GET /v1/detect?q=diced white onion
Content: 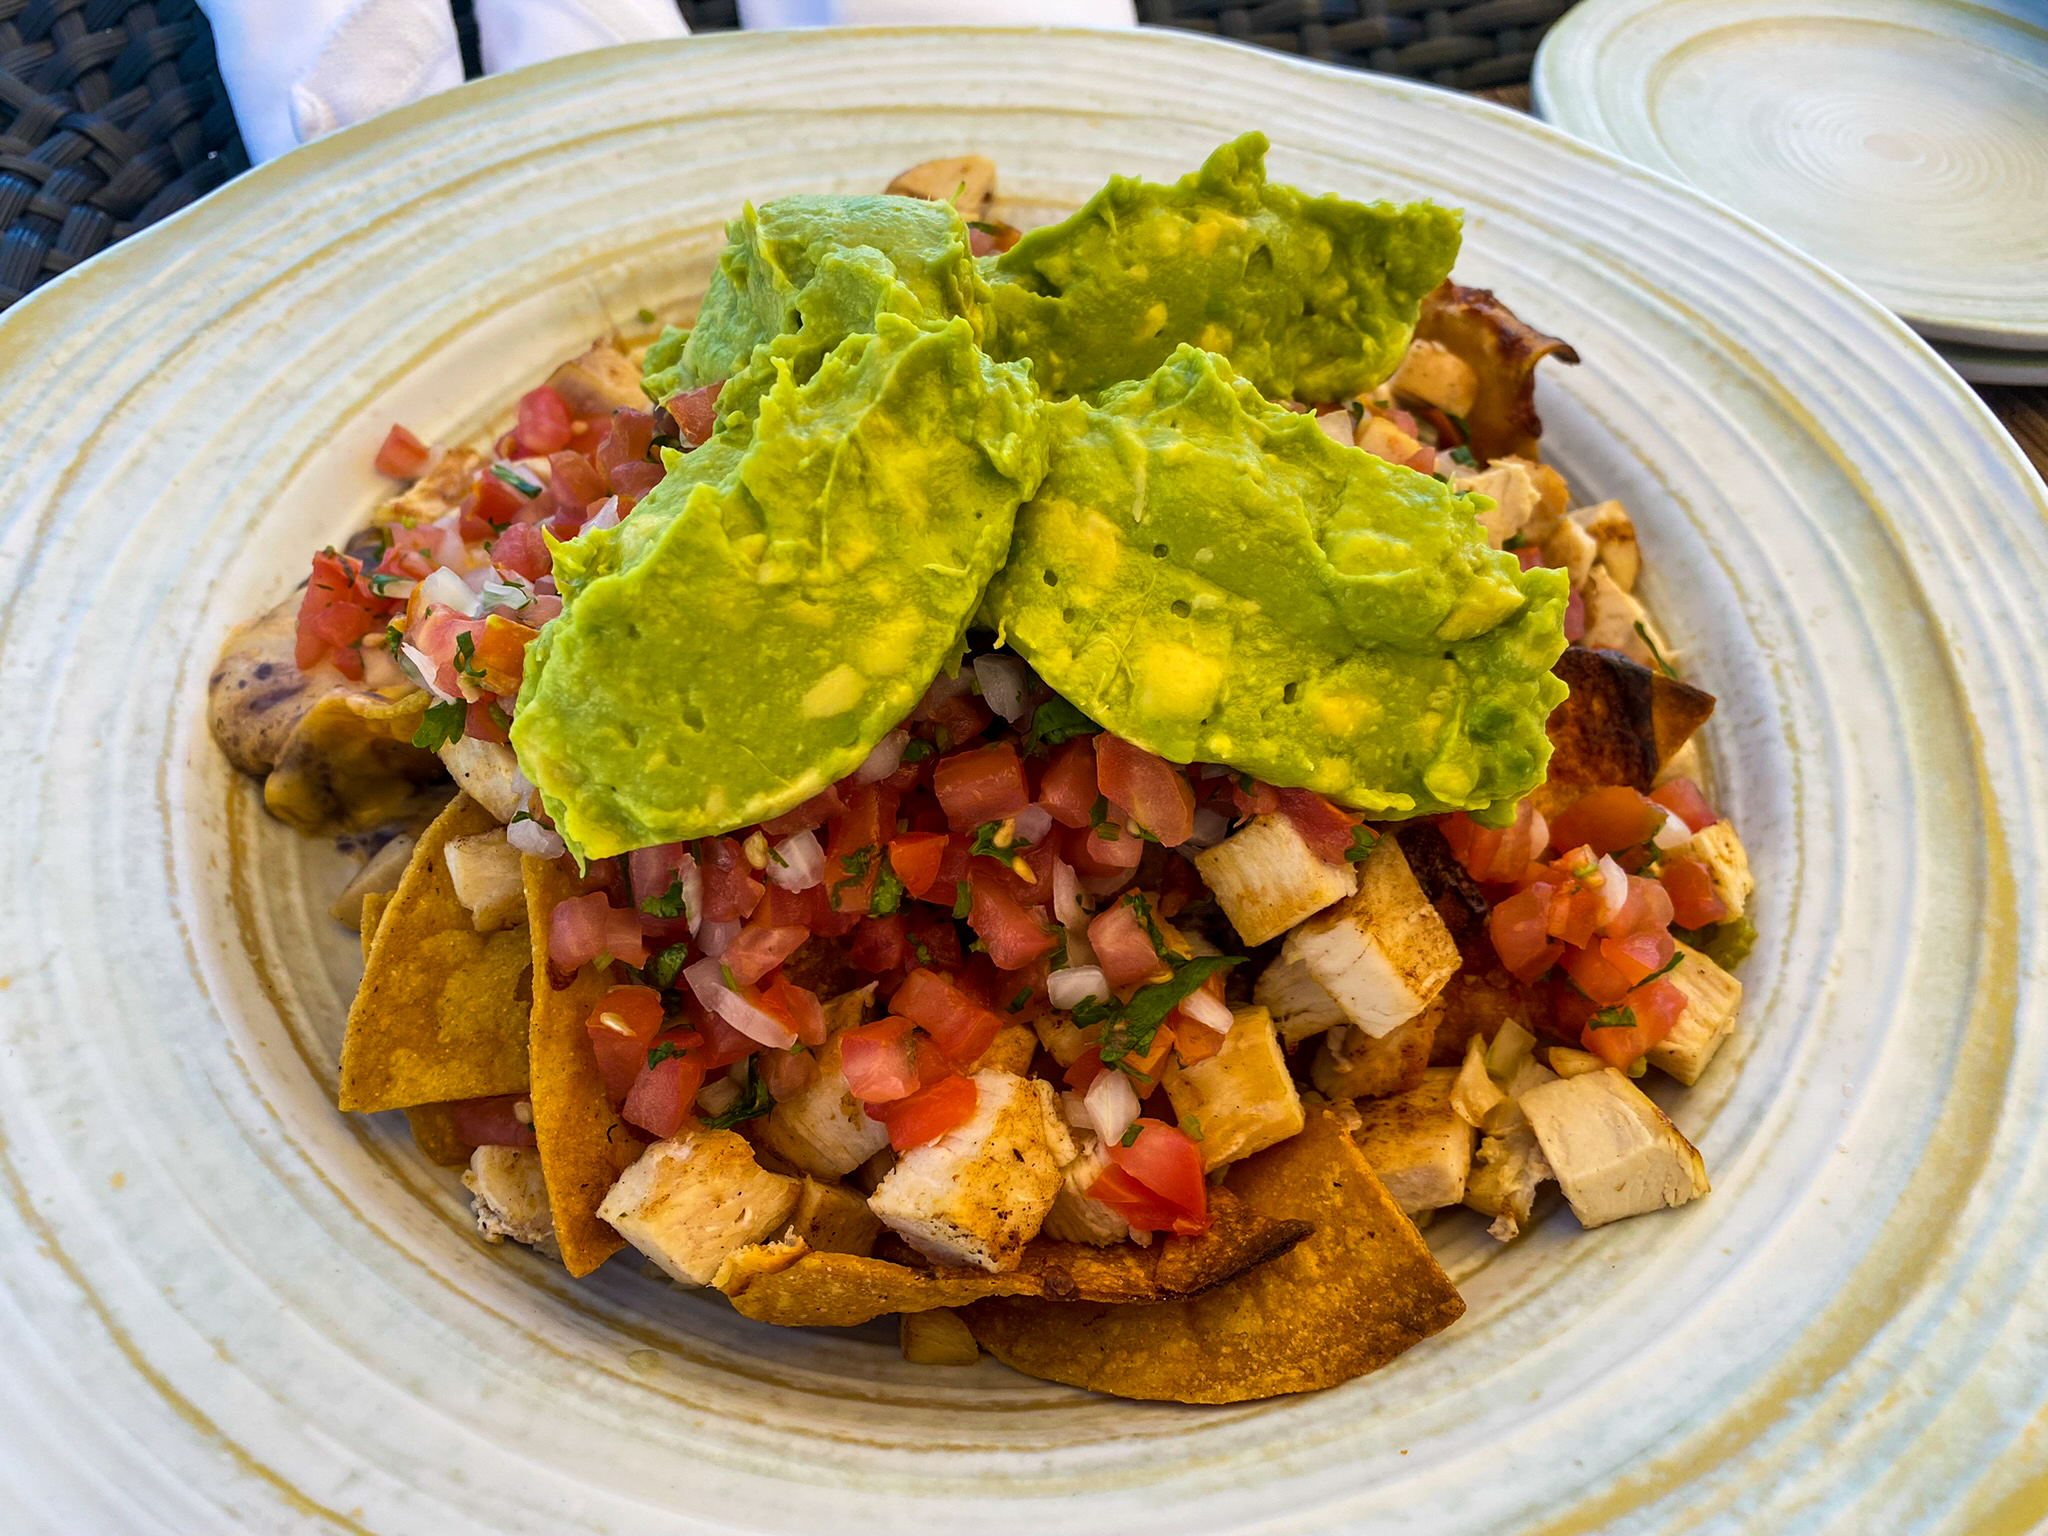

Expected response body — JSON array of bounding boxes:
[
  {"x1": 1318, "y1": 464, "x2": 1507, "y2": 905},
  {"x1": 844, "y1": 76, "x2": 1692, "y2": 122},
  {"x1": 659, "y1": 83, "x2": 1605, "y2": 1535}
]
[
  {"x1": 682, "y1": 955, "x2": 795, "y2": 1049},
  {"x1": 1528, "y1": 806, "x2": 1551, "y2": 857},
  {"x1": 1014, "y1": 804, "x2": 1053, "y2": 845},
  {"x1": 1315, "y1": 409, "x2": 1356, "y2": 446},
  {"x1": 584, "y1": 496, "x2": 622, "y2": 534},
  {"x1": 506, "y1": 817, "x2": 565, "y2": 859},
  {"x1": 376, "y1": 578, "x2": 418, "y2": 602},
  {"x1": 697, "y1": 1077, "x2": 742, "y2": 1116},
  {"x1": 400, "y1": 642, "x2": 459, "y2": 702},
  {"x1": 1595, "y1": 854, "x2": 1631, "y2": 923},
  {"x1": 1060, "y1": 1090, "x2": 1094, "y2": 1131},
  {"x1": 1179, "y1": 985, "x2": 1234, "y2": 1034},
  {"x1": 1653, "y1": 810, "x2": 1693, "y2": 851},
  {"x1": 1052, "y1": 860, "x2": 1096, "y2": 964},
  {"x1": 853, "y1": 730, "x2": 909, "y2": 784},
  {"x1": 695, "y1": 918, "x2": 739, "y2": 958},
  {"x1": 973, "y1": 653, "x2": 1032, "y2": 724},
  {"x1": 1083, "y1": 1069, "x2": 1140, "y2": 1147},
  {"x1": 1186, "y1": 805, "x2": 1231, "y2": 850},
  {"x1": 478, "y1": 579, "x2": 530, "y2": 612},
  {"x1": 418, "y1": 565, "x2": 481, "y2": 617},
  {"x1": 767, "y1": 828, "x2": 825, "y2": 891},
  {"x1": 672, "y1": 856, "x2": 703, "y2": 933},
  {"x1": 1047, "y1": 965, "x2": 1111, "y2": 1010}
]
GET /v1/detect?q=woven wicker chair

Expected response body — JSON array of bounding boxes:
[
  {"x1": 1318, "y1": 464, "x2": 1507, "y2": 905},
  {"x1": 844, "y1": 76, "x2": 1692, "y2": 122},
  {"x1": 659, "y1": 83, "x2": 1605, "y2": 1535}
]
[{"x1": 0, "y1": 0, "x2": 1559, "y2": 312}]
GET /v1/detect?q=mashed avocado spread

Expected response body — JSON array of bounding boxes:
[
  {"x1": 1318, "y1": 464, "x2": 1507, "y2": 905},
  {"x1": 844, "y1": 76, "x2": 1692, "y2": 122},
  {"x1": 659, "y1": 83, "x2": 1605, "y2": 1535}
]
[{"x1": 517, "y1": 136, "x2": 1560, "y2": 857}]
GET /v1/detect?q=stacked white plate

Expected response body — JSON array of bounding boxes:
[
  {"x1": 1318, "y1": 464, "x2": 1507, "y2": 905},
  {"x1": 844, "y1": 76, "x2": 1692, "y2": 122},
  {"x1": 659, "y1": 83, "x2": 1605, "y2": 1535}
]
[{"x1": 1535, "y1": 0, "x2": 2048, "y2": 382}]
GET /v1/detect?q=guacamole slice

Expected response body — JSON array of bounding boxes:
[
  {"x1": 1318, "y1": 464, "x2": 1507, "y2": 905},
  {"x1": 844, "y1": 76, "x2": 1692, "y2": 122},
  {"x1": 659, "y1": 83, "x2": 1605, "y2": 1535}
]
[
  {"x1": 984, "y1": 133, "x2": 1461, "y2": 403},
  {"x1": 515, "y1": 311, "x2": 1046, "y2": 859},
  {"x1": 982, "y1": 345, "x2": 1567, "y2": 820}
]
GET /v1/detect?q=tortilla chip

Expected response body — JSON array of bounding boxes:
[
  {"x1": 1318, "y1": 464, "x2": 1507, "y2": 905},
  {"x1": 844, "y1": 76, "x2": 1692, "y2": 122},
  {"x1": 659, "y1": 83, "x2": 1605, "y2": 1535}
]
[
  {"x1": 522, "y1": 855, "x2": 637, "y2": 1277},
  {"x1": 1414, "y1": 281, "x2": 1579, "y2": 463},
  {"x1": 967, "y1": 1021, "x2": 1038, "y2": 1076},
  {"x1": 961, "y1": 1107, "x2": 1465, "y2": 1402},
  {"x1": 403, "y1": 1104, "x2": 475, "y2": 1167},
  {"x1": 263, "y1": 688, "x2": 443, "y2": 834},
  {"x1": 337, "y1": 794, "x2": 532, "y2": 1113},
  {"x1": 717, "y1": 1188, "x2": 1308, "y2": 1328},
  {"x1": 785, "y1": 1177, "x2": 883, "y2": 1257},
  {"x1": 358, "y1": 889, "x2": 390, "y2": 965},
  {"x1": 1536, "y1": 646, "x2": 1717, "y2": 817}
]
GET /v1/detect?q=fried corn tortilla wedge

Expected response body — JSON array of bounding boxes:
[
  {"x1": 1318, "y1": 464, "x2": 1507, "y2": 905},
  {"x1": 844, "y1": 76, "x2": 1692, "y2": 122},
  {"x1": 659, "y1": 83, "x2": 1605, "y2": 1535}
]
[
  {"x1": 715, "y1": 1187, "x2": 1310, "y2": 1328},
  {"x1": 403, "y1": 1105, "x2": 475, "y2": 1167},
  {"x1": 961, "y1": 1107, "x2": 1464, "y2": 1403},
  {"x1": 1414, "y1": 281, "x2": 1579, "y2": 464},
  {"x1": 523, "y1": 855, "x2": 636, "y2": 1277},
  {"x1": 337, "y1": 794, "x2": 533, "y2": 1113},
  {"x1": 263, "y1": 688, "x2": 444, "y2": 835}
]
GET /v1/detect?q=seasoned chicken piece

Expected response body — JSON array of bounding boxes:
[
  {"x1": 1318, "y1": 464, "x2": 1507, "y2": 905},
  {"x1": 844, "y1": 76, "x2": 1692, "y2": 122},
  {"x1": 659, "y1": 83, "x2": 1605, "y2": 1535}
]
[
  {"x1": 867, "y1": 1071, "x2": 1067, "y2": 1272},
  {"x1": 1579, "y1": 565, "x2": 1665, "y2": 668},
  {"x1": 1482, "y1": 1058, "x2": 1559, "y2": 1136},
  {"x1": 1194, "y1": 814, "x2": 1357, "y2": 947},
  {"x1": 1040, "y1": 1130, "x2": 1132, "y2": 1246},
  {"x1": 1574, "y1": 500, "x2": 1640, "y2": 590},
  {"x1": 1539, "y1": 513, "x2": 1598, "y2": 589},
  {"x1": 1546, "y1": 1046, "x2": 1608, "y2": 1080},
  {"x1": 442, "y1": 827, "x2": 525, "y2": 932},
  {"x1": 543, "y1": 342, "x2": 645, "y2": 419},
  {"x1": 1448, "y1": 1032, "x2": 1505, "y2": 1127},
  {"x1": 330, "y1": 832, "x2": 416, "y2": 929},
  {"x1": 1350, "y1": 1067, "x2": 1474, "y2": 1217},
  {"x1": 886, "y1": 154, "x2": 996, "y2": 215},
  {"x1": 1464, "y1": 1122, "x2": 1553, "y2": 1241},
  {"x1": 1648, "y1": 941, "x2": 1742, "y2": 1086},
  {"x1": 597, "y1": 1130, "x2": 802, "y2": 1286},
  {"x1": 1677, "y1": 822, "x2": 1755, "y2": 921},
  {"x1": 464, "y1": 1145, "x2": 558, "y2": 1255},
  {"x1": 1278, "y1": 836, "x2": 1459, "y2": 1039},
  {"x1": 1309, "y1": 1003, "x2": 1437, "y2": 1101},
  {"x1": 375, "y1": 446, "x2": 484, "y2": 526},
  {"x1": 1163, "y1": 1006, "x2": 1304, "y2": 1171},
  {"x1": 900, "y1": 1307, "x2": 981, "y2": 1366},
  {"x1": 207, "y1": 595, "x2": 329, "y2": 776},
  {"x1": 752, "y1": 1006, "x2": 891, "y2": 1179},
  {"x1": 1032, "y1": 1011, "x2": 1094, "y2": 1068},
  {"x1": 1254, "y1": 953, "x2": 1349, "y2": 1048},
  {"x1": 1390, "y1": 337, "x2": 1478, "y2": 417},
  {"x1": 1519, "y1": 1069, "x2": 1709, "y2": 1228},
  {"x1": 783, "y1": 1176, "x2": 883, "y2": 1257},
  {"x1": 970, "y1": 1021, "x2": 1039, "y2": 1077},
  {"x1": 1452, "y1": 456, "x2": 1543, "y2": 550},
  {"x1": 437, "y1": 734, "x2": 527, "y2": 824}
]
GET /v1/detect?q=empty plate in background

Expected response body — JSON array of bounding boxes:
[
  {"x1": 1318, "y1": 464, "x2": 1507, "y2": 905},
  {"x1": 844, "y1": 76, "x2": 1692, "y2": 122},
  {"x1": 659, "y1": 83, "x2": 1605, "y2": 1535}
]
[
  {"x1": 1935, "y1": 338, "x2": 2048, "y2": 386},
  {"x1": 1533, "y1": 0, "x2": 2048, "y2": 351}
]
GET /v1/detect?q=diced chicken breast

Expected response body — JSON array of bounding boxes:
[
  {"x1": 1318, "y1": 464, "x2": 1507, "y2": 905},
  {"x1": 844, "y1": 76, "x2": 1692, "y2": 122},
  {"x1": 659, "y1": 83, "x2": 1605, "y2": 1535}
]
[
  {"x1": 1539, "y1": 514, "x2": 1598, "y2": 589},
  {"x1": 376, "y1": 446, "x2": 484, "y2": 526},
  {"x1": 1309, "y1": 1003, "x2": 1437, "y2": 1100},
  {"x1": 1519, "y1": 1069, "x2": 1709, "y2": 1229},
  {"x1": 1648, "y1": 941, "x2": 1742, "y2": 1086},
  {"x1": 1453, "y1": 457, "x2": 1542, "y2": 549},
  {"x1": 752, "y1": 1023, "x2": 892, "y2": 1179},
  {"x1": 437, "y1": 735, "x2": 527, "y2": 824},
  {"x1": 442, "y1": 828, "x2": 526, "y2": 932},
  {"x1": 1579, "y1": 564, "x2": 1665, "y2": 666},
  {"x1": 1255, "y1": 953, "x2": 1350, "y2": 1048},
  {"x1": 597, "y1": 1130, "x2": 802, "y2": 1287},
  {"x1": 1464, "y1": 1122, "x2": 1553, "y2": 1241},
  {"x1": 868, "y1": 1071, "x2": 1067, "y2": 1272},
  {"x1": 899, "y1": 1307, "x2": 981, "y2": 1366},
  {"x1": 1546, "y1": 1046, "x2": 1608, "y2": 1080},
  {"x1": 1448, "y1": 1032, "x2": 1505, "y2": 1128},
  {"x1": 1040, "y1": 1130, "x2": 1133, "y2": 1246},
  {"x1": 1162, "y1": 1006, "x2": 1304, "y2": 1171},
  {"x1": 543, "y1": 342, "x2": 646, "y2": 418},
  {"x1": 463, "y1": 1145, "x2": 557, "y2": 1255},
  {"x1": 1574, "y1": 500, "x2": 1640, "y2": 591},
  {"x1": 1032, "y1": 1012, "x2": 1094, "y2": 1068},
  {"x1": 1678, "y1": 822, "x2": 1755, "y2": 921},
  {"x1": 1193, "y1": 814, "x2": 1357, "y2": 946},
  {"x1": 1278, "y1": 835, "x2": 1459, "y2": 1039},
  {"x1": 1350, "y1": 1066, "x2": 1474, "y2": 1217},
  {"x1": 970, "y1": 1021, "x2": 1040, "y2": 1077},
  {"x1": 783, "y1": 1176, "x2": 883, "y2": 1257},
  {"x1": 1390, "y1": 338, "x2": 1479, "y2": 417}
]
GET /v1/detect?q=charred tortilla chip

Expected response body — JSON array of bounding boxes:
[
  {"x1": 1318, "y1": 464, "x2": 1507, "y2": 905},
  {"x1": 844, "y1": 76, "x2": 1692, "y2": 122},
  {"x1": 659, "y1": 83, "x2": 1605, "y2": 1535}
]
[
  {"x1": 962, "y1": 1107, "x2": 1464, "y2": 1402},
  {"x1": 403, "y1": 1104, "x2": 474, "y2": 1167},
  {"x1": 1537, "y1": 646, "x2": 1716, "y2": 816},
  {"x1": 263, "y1": 688, "x2": 442, "y2": 835},
  {"x1": 522, "y1": 855, "x2": 637, "y2": 1277},
  {"x1": 1415, "y1": 281, "x2": 1578, "y2": 464},
  {"x1": 717, "y1": 1188, "x2": 1308, "y2": 1328},
  {"x1": 337, "y1": 794, "x2": 532, "y2": 1112}
]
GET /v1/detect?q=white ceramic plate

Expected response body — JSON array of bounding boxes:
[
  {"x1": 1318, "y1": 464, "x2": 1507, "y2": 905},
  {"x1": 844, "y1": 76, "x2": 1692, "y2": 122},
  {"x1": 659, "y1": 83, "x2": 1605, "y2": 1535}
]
[
  {"x1": 2, "y1": 27, "x2": 2046, "y2": 1536},
  {"x1": 1533, "y1": 0, "x2": 2048, "y2": 349}
]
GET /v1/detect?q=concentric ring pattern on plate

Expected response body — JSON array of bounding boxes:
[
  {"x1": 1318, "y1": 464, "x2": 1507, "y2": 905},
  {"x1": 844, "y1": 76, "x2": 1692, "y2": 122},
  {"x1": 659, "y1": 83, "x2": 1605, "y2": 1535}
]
[
  {"x1": 0, "y1": 28, "x2": 2043, "y2": 1535},
  {"x1": 1534, "y1": 0, "x2": 2048, "y2": 349}
]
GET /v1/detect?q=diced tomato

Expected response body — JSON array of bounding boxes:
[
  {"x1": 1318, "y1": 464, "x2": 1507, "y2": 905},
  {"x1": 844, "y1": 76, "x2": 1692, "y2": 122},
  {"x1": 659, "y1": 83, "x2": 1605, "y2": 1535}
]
[
  {"x1": 906, "y1": 914, "x2": 963, "y2": 972},
  {"x1": 1122, "y1": 1025, "x2": 1176, "y2": 1083},
  {"x1": 1604, "y1": 873, "x2": 1676, "y2": 938},
  {"x1": 1089, "y1": 897, "x2": 1169, "y2": 990},
  {"x1": 469, "y1": 613, "x2": 537, "y2": 694},
  {"x1": 1170, "y1": 1010, "x2": 1227, "y2": 1065},
  {"x1": 1550, "y1": 786, "x2": 1665, "y2": 857},
  {"x1": 1489, "y1": 881, "x2": 1565, "y2": 983},
  {"x1": 1546, "y1": 881, "x2": 1604, "y2": 948},
  {"x1": 723, "y1": 912, "x2": 809, "y2": 986},
  {"x1": 699, "y1": 837, "x2": 764, "y2": 923},
  {"x1": 1564, "y1": 587, "x2": 1587, "y2": 642},
  {"x1": 1580, "y1": 978, "x2": 1688, "y2": 1069},
  {"x1": 1660, "y1": 857, "x2": 1731, "y2": 929},
  {"x1": 839, "y1": 1017, "x2": 922, "y2": 1103},
  {"x1": 596, "y1": 409, "x2": 655, "y2": 480},
  {"x1": 1273, "y1": 787, "x2": 1358, "y2": 865},
  {"x1": 1038, "y1": 737, "x2": 1099, "y2": 828},
  {"x1": 848, "y1": 913, "x2": 911, "y2": 974},
  {"x1": 892, "y1": 969, "x2": 1003, "y2": 1065},
  {"x1": 1601, "y1": 928, "x2": 1675, "y2": 989},
  {"x1": 623, "y1": 1039, "x2": 705, "y2": 1140},
  {"x1": 667, "y1": 381, "x2": 722, "y2": 447},
  {"x1": 468, "y1": 473, "x2": 527, "y2": 529},
  {"x1": 1086, "y1": 1162, "x2": 1182, "y2": 1231},
  {"x1": 1095, "y1": 735, "x2": 1196, "y2": 846},
  {"x1": 760, "y1": 785, "x2": 845, "y2": 837},
  {"x1": 608, "y1": 459, "x2": 663, "y2": 499},
  {"x1": 548, "y1": 891, "x2": 648, "y2": 974},
  {"x1": 1228, "y1": 777, "x2": 1282, "y2": 817},
  {"x1": 1650, "y1": 777, "x2": 1718, "y2": 834},
  {"x1": 628, "y1": 842, "x2": 695, "y2": 914},
  {"x1": 823, "y1": 784, "x2": 895, "y2": 916},
  {"x1": 886, "y1": 831, "x2": 948, "y2": 900},
  {"x1": 514, "y1": 385, "x2": 574, "y2": 455},
  {"x1": 491, "y1": 522, "x2": 551, "y2": 580},
  {"x1": 463, "y1": 699, "x2": 509, "y2": 745},
  {"x1": 547, "y1": 450, "x2": 605, "y2": 512},
  {"x1": 1097, "y1": 1119, "x2": 1209, "y2": 1236},
  {"x1": 933, "y1": 742, "x2": 1030, "y2": 828},
  {"x1": 965, "y1": 870, "x2": 1058, "y2": 969},
  {"x1": 695, "y1": 1007, "x2": 759, "y2": 1071},
  {"x1": 867, "y1": 1072, "x2": 978, "y2": 1152},
  {"x1": 1442, "y1": 800, "x2": 1549, "y2": 883},
  {"x1": 1063, "y1": 1045, "x2": 1105, "y2": 1093},
  {"x1": 1062, "y1": 822, "x2": 1142, "y2": 876},
  {"x1": 1561, "y1": 939, "x2": 1637, "y2": 1007},
  {"x1": 757, "y1": 1045, "x2": 816, "y2": 1102},
  {"x1": 756, "y1": 972, "x2": 828, "y2": 1048},
  {"x1": 759, "y1": 881, "x2": 825, "y2": 930},
  {"x1": 374, "y1": 424, "x2": 430, "y2": 478},
  {"x1": 294, "y1": 549, "x2": 380, "y2": 671},
  {"x1": 447, "y1": 1094, "x2": 537, "y2": 1149}
]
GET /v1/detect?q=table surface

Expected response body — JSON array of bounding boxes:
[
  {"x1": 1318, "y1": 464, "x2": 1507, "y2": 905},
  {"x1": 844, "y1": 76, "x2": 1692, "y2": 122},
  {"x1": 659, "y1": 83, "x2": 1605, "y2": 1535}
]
[{"x1": 1480, "y1": 86, "x2": 2048, "y2": 480}]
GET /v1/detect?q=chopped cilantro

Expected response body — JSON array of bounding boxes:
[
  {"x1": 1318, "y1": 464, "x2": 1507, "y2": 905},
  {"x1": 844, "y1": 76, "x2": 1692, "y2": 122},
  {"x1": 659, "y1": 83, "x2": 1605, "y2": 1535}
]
[
  {"x1": 1641, "y1": 950, "x2": 1686, "y2": 985},
  {"x1": 910, "y1": 938, "x2": 935, "y2": 968},
  {"x1": 831, "y1": 845, "x2": 876, "y2": 909},
  {"x1": 636, "y1": 306, "x2": 657, "y2": 324},
  {"x1": 1447, "y1": 443, "x2": 1478, "y2": 468},
  {"x1": 1673, "y1": 913, "x2": 1757, "y2": 971},
  {"x1": 640, "y1": 875, "x2": 687, "y2": 918},
  {"x1": 1179, "y1": 1115, "x2": 1204, "y2": 1143},
  {"x1": 1235, "y1": 772, "x2": 1255, "y2": 794},
  {"x1": 490, "y1": 462, "x2": 541, "y2": 498},
  {"x1": 385, "y1": 622, "x2": 406, "y2": 660},
  {"x1": 1502, "y1": 532, "x2": 1530, "y2": 551},
  {"x1": 766, "y1": 843, "x2": 789, "y2": 868},
  {"x1": 1345, "y1": 825, "x2": 1381, "y2": 863},
  {"x1": 1088, "y1": 795, "x2": 1121, "y2": 840},
  {"x1": 486, "y1": 702, "x2": 512, "y2": 732},
  {"x1": 1587, "y1": 1005, "x2": 1637, "y2": 1030},
  {"x1": 367, "y1": 570, "x2": 410, "y2": 597},
  {"x1": 1023, "y1": 696, "x2": 1099, "y2": 753},
  {"x1": 869, "y1": 856, "x2": 907, "y2": 918},
  {"x1": 453, "y1": 630, "x2": 483, "y2": 681},
  {"x1": 951, "y1": 880, "x2": 972, "y2": 919},
  {"x1": 968, "y1": 819, "x2": 1024, "y2": 860},
  {"x1": 646, "y1": 1040, "x2": 687, "y2": 1068},
  {"x1": 1007, "y1": 985, "x2": 1034, "y2": 1013},
  {"x1": 719, "y1": 963, "x2": 738, "y2": 992},
  {"x1": 900, "y1": 739, "x2": 935, "y2": 763},
  {"x1": 702, "y1": 1060, "x2": 775, "y2": 1130},
  {"x1": 1636, "y1": 622, "x2": 1679, "y2": 679},
  {"x1": 1120, "y1": 1124, "x2": 1143, "y2": 1148},
  {"x1": 411, "y1": 698, "x2": 466, "y2": 751},
  {"x1": 648, "y1": 943, "x2": 690, "y2": 989},
  {"x1": 1086, "y1": 955, "x2": 1244, "y2": 1069}
]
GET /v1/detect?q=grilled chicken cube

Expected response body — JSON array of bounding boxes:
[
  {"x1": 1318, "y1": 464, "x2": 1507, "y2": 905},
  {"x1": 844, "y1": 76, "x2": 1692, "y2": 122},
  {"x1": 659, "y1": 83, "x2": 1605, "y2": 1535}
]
[
  {"x1": 1648, "y1": 941, "x2": 1742, "y2": 1086},
  {"x1": 597, "y1": 1129, "x2": 802, "y2": 1287},
  {"x1": 1194, "y1": 814, "x2": 1357, "y2": 946},
  {"x1": 1452, "y1": 456, "x2": 1550, "y2": 548},
  {"x1": 1390, "y1": 338, "x2": 1479, "y2": 418},
  {"x1": 1309, "y1": 1003, "x2": 1437, "y2": 1100},
  {"x1": 1032, "y1": 1011, "x2": 1094, "y2": 1068},
  {"x1": 1574, "y1": 499, "x2": 1640, "y2": 590},
  {"x1": 442, "y1": 827, "x2": 526, "y2": 932},
  {"x1": 1579, "y1": 564, "x2": 1665, "y2": 667},
  {"x1": 1254, "y1": 953, "x2": 1350, "y2": 1048},
  {"x1": 1464, "y1": 1122, "x2": 1553, "y2": 1241},
  {"x1": 1040, "y1": 1130, "x2": 1132, "y2": 1246},
  {"x1": 970, "y1": 1021, "x2": 1040, "y2": 1077},
  {"x1": 437, "y1": 735, "x2": 527, "y2": 825},
  {"x1": 1448, "y1": 1032, "x2": 1506, "y2": 1127},
  {"x1": 868, "y1": 1071, "x2": 1067, "y2": 1272},
  {"x1": 376, "y1": 446, "x2": 484, "y2": 526},
  {"x1": 1546, "y1": 1046, "x2": 1608, "y2": 1080},
  {"x1": 1539, "y1": 513, "x2": 1598, "y2": 589},
  {"x1": 1162, "y1": 1006, "x2": 1304, "y2": 1171},
  {"x1": 330, "y1": 832, "x2": 416, "y2": 929},
  {"x1": 752, "y1": 1007, "x2": 892, "y2": 1179},
  {"x1": 1278, "y1": 836, "x2": 1459, "y2": 1038},
  {"x1": 783, "y1": 1176, "x2": 883, "y2": 1257},
  {"x1": 463, "y1": 1145, "x2": 557, "y2": 1255},
  {"x1": 1678, "y1": 822, "x2": 1755, "y2": 921},
  {"x1": 1350, "y1": 1066, "x2": 1474, "y2": 1217},
  {"x1": 1519, "y1": 1069, "x2": 1709, "y2": 1228},
  {"x1": 542, "y1": 342, "x2": 646, "y2": 418},
  {"x1": 899, "y1": 1307, "x2": 982, "y2": 1366}
]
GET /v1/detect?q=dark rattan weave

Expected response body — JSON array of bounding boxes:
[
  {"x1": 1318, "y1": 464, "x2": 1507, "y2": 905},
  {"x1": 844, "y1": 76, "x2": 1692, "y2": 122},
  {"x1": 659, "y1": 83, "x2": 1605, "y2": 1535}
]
[{"x1": 1142, "y1": 0, "x2": 1571, "y2": 90}]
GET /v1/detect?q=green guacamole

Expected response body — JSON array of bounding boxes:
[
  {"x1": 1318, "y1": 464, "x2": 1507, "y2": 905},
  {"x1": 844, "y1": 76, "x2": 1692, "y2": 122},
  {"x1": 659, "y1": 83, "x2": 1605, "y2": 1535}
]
[
  {"x1": 981, "y1": 346, "x2": 1568, "y2": 819},
  {"x1": 984, "y1": 133, "x2": 1460, "y2": 402},
  {"x1": 514, "y1": 313, "x2": 1045, "y2": 858}
]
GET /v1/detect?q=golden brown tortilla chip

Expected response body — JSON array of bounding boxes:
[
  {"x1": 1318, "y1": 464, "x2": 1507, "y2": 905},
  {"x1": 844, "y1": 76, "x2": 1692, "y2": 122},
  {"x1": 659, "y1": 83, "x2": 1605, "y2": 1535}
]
[
  {"x1": 337, "y1": 794, "x2": 532, "y2": 1112},
  {"x1": 263, "y1": 688, "x2": 443, "y2": 834},
  {"x1": 403, "y1": 1105, "x2": 474, "y2": 1167},
  {"x1": 962, "y1": 1108, "x2": 1464, "y2": 1403},
  {"x1": 718, "y1": 1189, "x2": 1308, "y2": 1328},
  {"x1": 358, "y1": 889, "x2": 390, "y2": 965},
  {"x1": 522, "y1": 855, "x2": 637, "y2": 1277},
  {"x1": 1415, "y1": 281, "x2": 1579, "y2": 463}
]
